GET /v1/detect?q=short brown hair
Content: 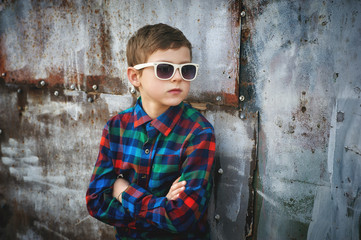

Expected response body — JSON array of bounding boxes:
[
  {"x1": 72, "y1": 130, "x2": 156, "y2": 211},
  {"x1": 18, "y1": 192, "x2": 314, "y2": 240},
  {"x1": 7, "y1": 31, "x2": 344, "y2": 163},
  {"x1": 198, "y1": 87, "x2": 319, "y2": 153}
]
[{"x1": 126, "y1": 23, "x2": 192, "y2": 67}]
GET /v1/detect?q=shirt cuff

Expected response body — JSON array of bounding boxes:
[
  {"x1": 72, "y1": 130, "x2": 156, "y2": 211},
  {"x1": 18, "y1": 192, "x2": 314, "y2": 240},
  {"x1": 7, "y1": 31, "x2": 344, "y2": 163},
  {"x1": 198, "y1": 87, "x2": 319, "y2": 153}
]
[{"x1": 121, "y1": 183, "x2": 148, "y2": 218}]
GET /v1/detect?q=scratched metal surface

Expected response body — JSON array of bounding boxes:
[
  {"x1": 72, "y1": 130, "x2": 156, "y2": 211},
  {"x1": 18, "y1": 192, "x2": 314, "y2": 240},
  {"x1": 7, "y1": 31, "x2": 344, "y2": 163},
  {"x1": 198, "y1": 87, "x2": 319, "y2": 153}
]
[
  {"x1": 0, "y1": 1, "x2": 250, "y2": 240},
  {"x1": 1, "y1": 0, "x2": 360, "y2": 239},
  {"x1": 241, "y1": 0, "x2": 361, "y2": 239},
  {"x1": 0, "y1": 0, "x2": 241, "y2": 106}
]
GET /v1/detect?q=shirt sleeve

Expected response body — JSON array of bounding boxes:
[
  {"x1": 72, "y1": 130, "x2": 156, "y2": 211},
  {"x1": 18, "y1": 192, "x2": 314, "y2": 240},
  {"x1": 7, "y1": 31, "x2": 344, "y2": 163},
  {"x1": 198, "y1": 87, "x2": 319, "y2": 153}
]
[
  {"x1": 85, "y1": 123, "x2": 133, "y2": 227},
  {"x1": 121, "y1": 127, "x2": 216, "y2": 233}
]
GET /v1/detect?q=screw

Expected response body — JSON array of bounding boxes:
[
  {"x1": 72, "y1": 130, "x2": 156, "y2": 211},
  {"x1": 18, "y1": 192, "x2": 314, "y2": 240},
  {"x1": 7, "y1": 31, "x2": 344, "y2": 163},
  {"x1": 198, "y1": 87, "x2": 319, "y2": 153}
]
[
  {"x1": 241, "y1": 11, "x2": 246, "y2": 17},
  {"x1": 70, "y1": 84, "x2": 75, "y2": 90},
  {"x1": 40, "y1": 80, "x2": 46, "y2": 86},
  {"x1": 92, "y1": 85, "x2": 98, "y2": 91},
  {"x1": 54, "y1": 91, "x2": 59, "y2": 96},
  {"x1": 239, "y1": 95, "x2": 245, "y2": 102},
  {"x1": 216, "y1": 96, "x2": 222, "y2": 102},
  {"x1": 88, "y1": 97, "x2": 94, "y2": 103},
  {"x1": 218, "y1": 168, "x2": 224, "y2": 175},
  {"x1": 214, "y1": 214, "x2": 220, "y2": 220}
]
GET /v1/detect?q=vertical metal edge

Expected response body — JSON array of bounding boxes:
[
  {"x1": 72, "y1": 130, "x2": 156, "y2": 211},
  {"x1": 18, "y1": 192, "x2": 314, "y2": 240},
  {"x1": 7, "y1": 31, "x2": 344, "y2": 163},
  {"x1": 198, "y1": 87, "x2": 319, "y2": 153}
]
[{"x1": 245, "y1": 111, "x2": 259, "y2": 239}]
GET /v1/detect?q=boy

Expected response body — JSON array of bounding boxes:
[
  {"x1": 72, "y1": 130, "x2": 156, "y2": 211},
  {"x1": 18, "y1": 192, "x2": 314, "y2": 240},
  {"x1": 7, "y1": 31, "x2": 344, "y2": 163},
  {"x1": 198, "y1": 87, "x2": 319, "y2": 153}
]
[{"x1": 86, "y1": 23, "x2": 216, "y2": 239}]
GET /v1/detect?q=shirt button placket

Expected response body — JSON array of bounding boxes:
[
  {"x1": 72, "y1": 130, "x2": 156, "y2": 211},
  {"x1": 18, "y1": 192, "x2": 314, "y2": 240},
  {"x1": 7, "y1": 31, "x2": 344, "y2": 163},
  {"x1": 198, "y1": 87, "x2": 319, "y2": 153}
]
[{"x1": 138, "y1": 146, "x2": 150, "y2": 187}]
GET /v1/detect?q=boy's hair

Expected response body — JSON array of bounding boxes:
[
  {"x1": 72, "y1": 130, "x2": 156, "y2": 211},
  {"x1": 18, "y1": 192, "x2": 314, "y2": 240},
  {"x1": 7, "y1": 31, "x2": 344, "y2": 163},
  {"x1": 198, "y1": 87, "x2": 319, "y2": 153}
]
[{"x1": 126, "y1": 23, "x2": 192, "y2": 67}]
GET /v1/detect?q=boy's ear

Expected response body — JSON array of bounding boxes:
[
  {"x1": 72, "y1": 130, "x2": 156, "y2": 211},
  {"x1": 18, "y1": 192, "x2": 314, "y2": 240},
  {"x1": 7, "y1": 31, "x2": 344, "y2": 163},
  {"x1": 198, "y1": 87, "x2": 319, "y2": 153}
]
[{"x1": 127, "y1": 67, "x2": 141, "y2": 88}]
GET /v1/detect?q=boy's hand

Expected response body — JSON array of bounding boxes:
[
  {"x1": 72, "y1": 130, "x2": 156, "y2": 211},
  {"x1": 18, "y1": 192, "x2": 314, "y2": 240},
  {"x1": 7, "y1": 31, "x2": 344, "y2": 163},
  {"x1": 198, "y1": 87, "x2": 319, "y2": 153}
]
[
  {"x1": 166, "y1": 177, "x2": 186, "y2": 201},
  {"x1": 112, "y1": 177, "x2": 130, "y2": 203}
]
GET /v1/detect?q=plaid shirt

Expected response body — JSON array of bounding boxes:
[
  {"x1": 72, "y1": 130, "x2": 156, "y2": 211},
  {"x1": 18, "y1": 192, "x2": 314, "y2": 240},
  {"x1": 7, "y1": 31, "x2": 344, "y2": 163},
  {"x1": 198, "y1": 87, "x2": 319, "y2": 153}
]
[{"x1": 86, "y1": 98, "x2": 216, "y2": 239}]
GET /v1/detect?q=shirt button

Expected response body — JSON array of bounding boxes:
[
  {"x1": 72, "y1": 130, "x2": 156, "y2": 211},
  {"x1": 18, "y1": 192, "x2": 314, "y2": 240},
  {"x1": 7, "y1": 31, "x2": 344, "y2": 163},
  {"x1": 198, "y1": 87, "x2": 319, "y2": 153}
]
[{"x1": 144, "y1": 149, "x2": 150, "y2": 154}]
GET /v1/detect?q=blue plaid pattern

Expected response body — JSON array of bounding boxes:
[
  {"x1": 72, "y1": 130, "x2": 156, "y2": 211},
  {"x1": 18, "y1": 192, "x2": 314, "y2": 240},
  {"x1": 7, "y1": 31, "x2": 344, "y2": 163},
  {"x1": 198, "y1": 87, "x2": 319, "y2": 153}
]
[{"x1": 86, "y1": 98, "x2": 215, "y2": 239}]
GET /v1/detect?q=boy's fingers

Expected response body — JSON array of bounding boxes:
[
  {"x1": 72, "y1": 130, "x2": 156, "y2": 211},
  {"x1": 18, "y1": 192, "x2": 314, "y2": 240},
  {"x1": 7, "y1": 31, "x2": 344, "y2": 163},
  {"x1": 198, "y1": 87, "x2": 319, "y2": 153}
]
[
  {"x1": 171, "y1": 181, "x2": 186, "y2": 191},
  {"x1": 166, "y1": 178, "x2": 186, "y2": 200},
  {"x1": 173, "y1": 177, "x2": 181, "y2": 184}
]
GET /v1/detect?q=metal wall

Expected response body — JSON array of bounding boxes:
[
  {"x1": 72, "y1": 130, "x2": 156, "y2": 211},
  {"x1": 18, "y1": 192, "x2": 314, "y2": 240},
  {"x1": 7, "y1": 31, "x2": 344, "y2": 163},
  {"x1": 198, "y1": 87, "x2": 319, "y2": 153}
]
[
  {"x1": 0, "y1": 1, "x2": 252, "y2": 239},
  {"x1": 0, "y1": 0, "x2": 360, "y2": 240},
  {"x1": 241, "y1": 0, "x2": 361, "y2": 239}
]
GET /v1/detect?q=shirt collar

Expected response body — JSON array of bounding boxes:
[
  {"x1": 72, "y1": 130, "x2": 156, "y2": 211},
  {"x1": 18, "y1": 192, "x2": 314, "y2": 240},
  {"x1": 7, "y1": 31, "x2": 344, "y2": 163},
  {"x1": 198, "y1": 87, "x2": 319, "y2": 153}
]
[{"x1": 133, "y1": 98, "x2": 184, "y2": 136}]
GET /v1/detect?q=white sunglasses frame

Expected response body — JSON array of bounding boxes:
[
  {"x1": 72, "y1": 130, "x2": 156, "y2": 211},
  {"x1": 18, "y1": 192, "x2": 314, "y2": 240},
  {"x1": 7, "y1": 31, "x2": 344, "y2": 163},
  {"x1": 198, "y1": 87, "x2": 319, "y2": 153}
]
[{"x1": 133, "y1": 62, "x2": 199, "y2": 81}]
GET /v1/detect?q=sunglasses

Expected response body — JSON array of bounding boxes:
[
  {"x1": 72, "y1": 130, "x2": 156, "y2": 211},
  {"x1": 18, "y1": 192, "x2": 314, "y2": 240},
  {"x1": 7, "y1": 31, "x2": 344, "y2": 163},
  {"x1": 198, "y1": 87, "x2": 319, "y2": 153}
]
[{"x1": 133, "y1": 62, "x2": 199, "y2": 81}]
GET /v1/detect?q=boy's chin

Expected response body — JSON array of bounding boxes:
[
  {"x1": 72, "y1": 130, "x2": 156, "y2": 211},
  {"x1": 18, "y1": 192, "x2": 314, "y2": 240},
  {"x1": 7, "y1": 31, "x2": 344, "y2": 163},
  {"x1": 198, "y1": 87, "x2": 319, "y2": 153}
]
[{"x1": 165, "y1": 98, "x2": 185, "y2": 107}]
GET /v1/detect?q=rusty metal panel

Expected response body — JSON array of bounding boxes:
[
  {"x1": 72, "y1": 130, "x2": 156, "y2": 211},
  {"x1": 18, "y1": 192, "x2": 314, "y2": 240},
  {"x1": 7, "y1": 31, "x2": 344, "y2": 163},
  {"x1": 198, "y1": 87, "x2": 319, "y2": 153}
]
[
  {"x1": 0, "y1": 0, "x2": 241, "y2": 106},
  {"x1": 241, "y1": 0, "x2": 361, "y2": 239},
  {"x1": 0, "y1": 0, "x2": 252, "y2": 239}
]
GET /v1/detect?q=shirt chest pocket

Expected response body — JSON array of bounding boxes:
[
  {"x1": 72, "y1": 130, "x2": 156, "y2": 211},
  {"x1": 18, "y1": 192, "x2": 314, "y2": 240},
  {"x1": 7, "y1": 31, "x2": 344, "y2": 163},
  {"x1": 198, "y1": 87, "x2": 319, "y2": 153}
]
[{"x1": 149, "y1": 154, "x2": 181, "y2": 194}]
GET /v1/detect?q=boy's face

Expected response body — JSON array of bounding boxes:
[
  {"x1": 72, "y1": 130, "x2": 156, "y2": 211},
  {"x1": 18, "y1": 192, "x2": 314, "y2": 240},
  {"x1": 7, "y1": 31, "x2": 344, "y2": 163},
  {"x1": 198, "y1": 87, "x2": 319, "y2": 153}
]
[{"x1": 134, "y1": 47, "x2": 191, "y2": 116}]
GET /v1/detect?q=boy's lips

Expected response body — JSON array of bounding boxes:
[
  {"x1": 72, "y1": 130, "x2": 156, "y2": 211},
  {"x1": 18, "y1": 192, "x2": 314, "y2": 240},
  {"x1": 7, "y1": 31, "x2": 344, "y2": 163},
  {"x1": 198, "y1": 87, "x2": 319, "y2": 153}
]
[{"x1": 168, "y1": 88, "x2": 182, "y2": 93}]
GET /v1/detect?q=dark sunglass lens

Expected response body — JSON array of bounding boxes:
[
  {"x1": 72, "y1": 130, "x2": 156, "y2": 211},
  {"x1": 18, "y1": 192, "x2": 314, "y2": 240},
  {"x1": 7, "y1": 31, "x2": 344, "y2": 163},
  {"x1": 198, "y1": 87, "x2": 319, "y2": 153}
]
[
  {"x1": 181, "y1": 65, "x2": 196, "y2": 80},
  {"x1": 157, "y1": 64, "x2": 174, "y2": 79}
]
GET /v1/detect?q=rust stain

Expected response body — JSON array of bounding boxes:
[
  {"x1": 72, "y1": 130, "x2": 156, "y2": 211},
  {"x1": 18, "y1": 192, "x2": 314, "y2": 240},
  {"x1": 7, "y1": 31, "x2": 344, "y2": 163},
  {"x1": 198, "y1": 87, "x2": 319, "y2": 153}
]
[
  {"x1": 289, "y1": 93, "x2": 330, "y2": 153},
  {"x1": 241, "y1": 28, "x2": 251, "y2": 43},
  {"x1": 229, "y1": 0, "x2": 242, "y2": 28},
  {"x1": 224, "y1": 92, "x2": 239, "y2": 106},
  {"x1": 85, "y1": 75, "x2": 127, "y2": 95}
]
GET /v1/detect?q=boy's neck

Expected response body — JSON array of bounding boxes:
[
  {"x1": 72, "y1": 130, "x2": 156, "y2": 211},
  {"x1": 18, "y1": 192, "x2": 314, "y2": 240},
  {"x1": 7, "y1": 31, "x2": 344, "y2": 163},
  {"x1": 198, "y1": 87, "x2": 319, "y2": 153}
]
[{"x1": 141, "y1": 101, "x2": 170, "y2": 119}]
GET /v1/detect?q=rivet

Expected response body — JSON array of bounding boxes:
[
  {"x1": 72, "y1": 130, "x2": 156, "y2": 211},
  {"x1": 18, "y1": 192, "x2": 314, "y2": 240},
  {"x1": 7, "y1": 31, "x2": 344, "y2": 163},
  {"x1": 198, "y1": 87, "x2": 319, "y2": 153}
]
[
  {"x1": 70, "y1": 84, "x2": 76, "y2": 90},
  {"x1": 87, "y1": 97, "x2": 94, "y2": 103},
  {"x1": 241, "y1": 11, "x2": 246, "y2": 17},
  {"x1": 239, "y1": 95, "x2": 245, "y2": 102},
  {"x1": 216, "y1": 96, "x2": 222, "y2": 102},
  {"x1": 92, "y1": 85, "x2": 98, "y2": 90},
  {"x1": 40, "y1": 80, "x2": 46, "y2": 86},
  {"x1": 240, "y1": 112, "x2": 246, "y2": 120},
  {"x1": 54, "y1": 91, "x2": 59, "y2": 96},
  {"x1": 214, "y1": 214, "x2": 220, "y2": 220},
  {"x1": 218, "y1": 168, "x2": 224, "y2": 174},
  {"x1": 1, "y1": 73, "x2": 6, "y2": 77}
]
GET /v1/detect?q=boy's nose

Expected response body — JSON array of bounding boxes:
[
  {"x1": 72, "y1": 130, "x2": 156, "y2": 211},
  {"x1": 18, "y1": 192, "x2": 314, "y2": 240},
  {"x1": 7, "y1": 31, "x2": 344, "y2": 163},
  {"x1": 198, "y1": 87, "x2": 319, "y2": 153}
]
[{"x1": 171, "y1": 68, "x2": 182, "y2": 82}]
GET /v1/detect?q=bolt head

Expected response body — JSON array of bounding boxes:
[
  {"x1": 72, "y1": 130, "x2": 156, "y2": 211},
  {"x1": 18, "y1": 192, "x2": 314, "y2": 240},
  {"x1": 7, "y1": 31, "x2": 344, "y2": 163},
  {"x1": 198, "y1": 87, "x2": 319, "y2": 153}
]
[
  {"x1": 216, "y1": 96, "x2": 222, "y2": 102},
  {"x1": 218, "y1": 168, "x2": 224, "y2": 175},
  {"x1": 241, "y1": 11, "x2": 246, "y2": 17},
  {"x1": 40, "y1": 80, "x2": 46, "y2": 86},
  {"x1": 92, "y1": 85, "x2": 98, "y2": 90},
  {"x1": 54, "y1": 91, "x2": 59, "y2": 96},
  {"x1": 214, "y1": 214, "x2": 220, "y2": 220},
  {"x1": 239, "y1": 95, "x2": 245, "y2": 102}
]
